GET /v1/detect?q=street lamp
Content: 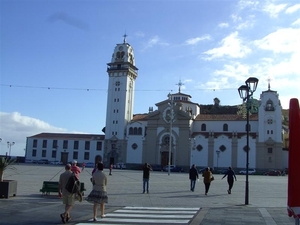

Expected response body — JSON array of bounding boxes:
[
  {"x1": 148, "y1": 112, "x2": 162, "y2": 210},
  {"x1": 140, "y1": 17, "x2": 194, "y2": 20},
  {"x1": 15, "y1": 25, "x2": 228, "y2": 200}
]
[
  {"x1": 7, "y1": 141, "x2": 15, "y2": 156},
  {"x1": 216, "y1": 150, "x2": 220, "y2": 170},
  {"x1": 167, "y1": 93, "x2": 176, "y2": 176},
  {"x1": 238, "y1": 77, "x2": 259, "y2": 205}
]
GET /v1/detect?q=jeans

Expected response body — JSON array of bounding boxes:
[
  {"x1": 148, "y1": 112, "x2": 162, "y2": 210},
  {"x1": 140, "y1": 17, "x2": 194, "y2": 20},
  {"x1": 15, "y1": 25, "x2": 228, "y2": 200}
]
[
  {"x1": 190, "y1": 180, "x2": 196, "y2": 191},
  {"x1": 143, "y1": 178, "x2": 149, "y2": 192}
]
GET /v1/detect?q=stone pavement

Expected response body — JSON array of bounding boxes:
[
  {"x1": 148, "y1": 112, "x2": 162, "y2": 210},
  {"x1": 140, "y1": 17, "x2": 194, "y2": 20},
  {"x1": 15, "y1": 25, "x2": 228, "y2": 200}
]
[{"x1": 0, "y1": 164, "x2": 296, "y2": 225}]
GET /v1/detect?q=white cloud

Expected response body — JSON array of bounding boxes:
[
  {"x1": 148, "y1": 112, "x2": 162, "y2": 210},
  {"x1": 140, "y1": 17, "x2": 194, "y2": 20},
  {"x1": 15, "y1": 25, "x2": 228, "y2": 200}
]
[
  {"x1": 238, "y1": 0, "x2": 259, "y2": 10},
  {"x1": 0, "y1": 112, "x2": 67, "y2": 156},
  {"x1": 231, "y1": 14, "x2": 242, "y2": 23},
  {"x1": 218, "y1": 23, "x2": 229, "y2": 28},
  {"x1": 254, "y1": 28, "x2": 300, "y2": 53},
  {"x1": 214, "y1": 62, "x2": 250, "y2": 80},
  {"x1": 203, "y1": 31, "x2": 251, "y2": 60},
  {"x1": 142, "y1": 36, "x2": 169, "y2": 50},
  {"x1": 262, "y1": 2, "x2": 287, "y2": 17},
  {"x1": 285, "y1": 4, "x2": 300, "y2": 14},
  {"x1": 185, "y1": 35, "x2": 211, "y2": 45},
  {"x1": 292, "y1": 18, "x2": 300, "y2": 26}
]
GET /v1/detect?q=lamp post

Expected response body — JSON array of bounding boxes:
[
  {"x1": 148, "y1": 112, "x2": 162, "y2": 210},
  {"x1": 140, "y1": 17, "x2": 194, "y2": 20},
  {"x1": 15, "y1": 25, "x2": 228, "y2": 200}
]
[
  {"x1": 167, "y1": 93, "x2": 175, "y2": 176},
  {"x1": 7, "y1": 141, "x2": 15, "y2": 156},
  {"x1": 216, "y1": 150, "x2": 220, "y2": 170},
  {"x1": 238, "y1": 77, "x2": 259, "y2": 205}
]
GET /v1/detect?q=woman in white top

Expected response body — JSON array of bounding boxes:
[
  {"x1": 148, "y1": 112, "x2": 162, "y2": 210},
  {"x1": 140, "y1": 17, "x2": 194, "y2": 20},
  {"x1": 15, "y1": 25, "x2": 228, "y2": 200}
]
[{"x1": 86, "y1": 162, "x2": 108, "y2": 221}]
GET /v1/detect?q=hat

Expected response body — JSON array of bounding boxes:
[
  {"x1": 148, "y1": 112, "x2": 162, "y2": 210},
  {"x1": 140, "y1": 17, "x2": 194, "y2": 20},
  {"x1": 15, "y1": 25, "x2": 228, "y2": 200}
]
[{"x1": 72, "y1": 160, "x2": 77, "y2": 164}]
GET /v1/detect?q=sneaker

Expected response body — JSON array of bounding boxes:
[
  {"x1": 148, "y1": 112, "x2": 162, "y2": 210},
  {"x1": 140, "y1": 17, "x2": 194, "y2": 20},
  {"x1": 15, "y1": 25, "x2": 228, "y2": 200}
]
[{"x1": 101, "y1": 214, "x2": 106, "y2": 218}]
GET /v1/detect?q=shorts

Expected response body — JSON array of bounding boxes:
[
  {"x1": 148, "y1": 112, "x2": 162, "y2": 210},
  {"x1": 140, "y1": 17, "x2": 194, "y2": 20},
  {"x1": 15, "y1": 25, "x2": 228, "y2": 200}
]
[{"x1": 62, "y1": 193, "x2": 75, "y2": 206}]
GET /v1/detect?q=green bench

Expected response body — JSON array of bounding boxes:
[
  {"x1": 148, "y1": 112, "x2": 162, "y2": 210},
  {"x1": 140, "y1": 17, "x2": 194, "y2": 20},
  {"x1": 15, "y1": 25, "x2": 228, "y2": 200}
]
[{"x1": 40, "y1": 181, "x2": 86, "y2": 196}]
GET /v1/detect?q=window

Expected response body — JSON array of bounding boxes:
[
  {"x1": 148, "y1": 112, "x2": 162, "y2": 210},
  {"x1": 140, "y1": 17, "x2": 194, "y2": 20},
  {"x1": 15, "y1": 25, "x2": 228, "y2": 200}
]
[
  {"x1": 84, "y1": 152, "x2": 89, "y2": 160},
  {"x1": 33, "y1": 139, "x2": 37, "y2": 148},
  {"x1": 267, "y1": 130, "x2": 269, "y2": 134},
  {"x1": 52, "y1": 140, "x2": 58, "y2": 148},
  {"x1": 138, "y1": 127, "x2": 142, "y2": 135},
  {"x1": 52, "y1": 150, "x2": 56, "y2": 158},
  {"x1": 129, "y1": 127, "x2": 133, "y2": 135},
  {"x1": 73, "y1": 151, "x2": 78, "y2": 159},
  {"x1": 268, "y1": 148, "x2": 273, "y2": 154},
  {"x1": 223, "y1": 124, "x2": 228, "y2": 131},
  {"x1": 85, "y1": 141, "x2": 90, "y2": 150},
  {"x1": 42, "y1": 140, "x2": 47, "y2": 148},
  {"x1": 134, "y1": 127, "x2": 138, "y2": 135},
  {"x1": 271, "y1": 130, "x2": 273, "y2": 134},
  {"x1": 97, "y1": 142, "x2": 102, "y2": 151},
  {"x1": 42, "y1": 150, "x2": 46, "y2": 157},
  {"x1": 63, "y1": 140, "x2": 68, "y2": 149},
  {"x1": 164, "y1": 136, "x2": 170, "y2": 146},
  {"x1": 266, "y1": 100, "x2": 274, "y2": 111},
  {"x1": 201, "y1": 124, "x2": 206, "y2": 131},
  {"x1": 74, "y1": 141, "x2": 79, "y2": 150},
  {"x1": 32, "y1": 149, "x2": 37, "y2": 157}
]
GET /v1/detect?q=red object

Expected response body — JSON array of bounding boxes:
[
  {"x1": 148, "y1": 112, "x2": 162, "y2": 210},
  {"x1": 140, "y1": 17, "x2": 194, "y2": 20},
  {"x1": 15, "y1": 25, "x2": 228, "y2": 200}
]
[{"x1": 287, "y1": 98, "x2": 300, "y2": 218}]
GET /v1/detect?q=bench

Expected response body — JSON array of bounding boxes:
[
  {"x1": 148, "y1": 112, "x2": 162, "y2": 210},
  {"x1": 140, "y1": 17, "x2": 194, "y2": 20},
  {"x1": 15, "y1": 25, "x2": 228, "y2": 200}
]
[{"x1": 40, "y1": 181, "x2": 86, "y2": 196}]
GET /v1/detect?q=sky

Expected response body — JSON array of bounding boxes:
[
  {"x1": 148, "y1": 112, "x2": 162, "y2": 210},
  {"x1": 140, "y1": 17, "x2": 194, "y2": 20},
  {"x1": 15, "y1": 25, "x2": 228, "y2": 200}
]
[{"x1": 0, "y1": 0, "x2": 299, "y2": 157}]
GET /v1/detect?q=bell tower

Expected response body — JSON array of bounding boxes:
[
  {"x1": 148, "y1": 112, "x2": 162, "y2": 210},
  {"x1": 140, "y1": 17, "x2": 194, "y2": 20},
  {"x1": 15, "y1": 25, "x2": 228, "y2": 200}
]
[{"x1": 104, "y1": 36, "x2": 138, "y2": 165}]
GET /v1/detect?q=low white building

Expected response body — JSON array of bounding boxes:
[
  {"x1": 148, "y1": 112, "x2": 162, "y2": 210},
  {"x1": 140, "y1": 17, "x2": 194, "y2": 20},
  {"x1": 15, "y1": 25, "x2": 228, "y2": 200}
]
[{"x1": 25, "y1": 133, "x2": 104, "y2": 164}]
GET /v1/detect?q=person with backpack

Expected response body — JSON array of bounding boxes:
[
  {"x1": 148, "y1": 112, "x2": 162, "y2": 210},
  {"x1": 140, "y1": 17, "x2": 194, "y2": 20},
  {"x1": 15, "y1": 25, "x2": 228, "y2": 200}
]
[
  {"x1": 86, "y1": 162, "x2": 108, "y2": 221},
  {"x1": 58, "y1": 164, "x2": 76, "y2": 224}
]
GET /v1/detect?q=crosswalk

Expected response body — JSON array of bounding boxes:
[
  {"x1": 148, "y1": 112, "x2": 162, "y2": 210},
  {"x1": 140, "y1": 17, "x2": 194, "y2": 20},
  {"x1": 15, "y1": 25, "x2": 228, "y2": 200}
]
[{"x1": 76, "y1": 206, "x2": 200, "y2": 224}]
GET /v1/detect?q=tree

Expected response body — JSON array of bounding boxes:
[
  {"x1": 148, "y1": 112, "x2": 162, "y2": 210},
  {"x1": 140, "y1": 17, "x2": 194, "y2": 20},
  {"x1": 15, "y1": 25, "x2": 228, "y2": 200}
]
[{"x1": 0, "y1": 157, "x2": 16, "y2": 182}]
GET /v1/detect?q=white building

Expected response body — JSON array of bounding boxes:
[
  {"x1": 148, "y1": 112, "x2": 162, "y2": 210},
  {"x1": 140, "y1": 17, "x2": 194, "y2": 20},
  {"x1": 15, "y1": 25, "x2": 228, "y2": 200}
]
[
  {"x1": 25, "y1": 133, "x2": 104, "y2": 164},
  {"x1": 25, "y1": 38, "x2": 286, "y2": 171}
]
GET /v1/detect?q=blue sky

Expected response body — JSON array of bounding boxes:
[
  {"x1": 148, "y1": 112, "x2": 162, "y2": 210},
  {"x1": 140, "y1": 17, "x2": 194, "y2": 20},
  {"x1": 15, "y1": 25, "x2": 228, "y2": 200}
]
[{"x1": 1, "y1": 0, "x2": 299, "y2": 156}]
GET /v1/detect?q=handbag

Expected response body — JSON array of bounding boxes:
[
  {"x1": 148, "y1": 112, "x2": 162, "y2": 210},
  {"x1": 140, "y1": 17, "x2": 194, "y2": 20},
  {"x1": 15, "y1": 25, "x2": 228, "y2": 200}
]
[{"x1": 211, "y1": 176, "x2": 214, "y2": 181}]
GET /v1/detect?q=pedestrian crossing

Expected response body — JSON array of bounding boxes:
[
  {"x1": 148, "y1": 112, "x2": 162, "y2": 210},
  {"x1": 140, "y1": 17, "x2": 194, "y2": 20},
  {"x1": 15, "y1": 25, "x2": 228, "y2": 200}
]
[{"x1": 76, "y1": 206, "x2": 200, "y2": 224}]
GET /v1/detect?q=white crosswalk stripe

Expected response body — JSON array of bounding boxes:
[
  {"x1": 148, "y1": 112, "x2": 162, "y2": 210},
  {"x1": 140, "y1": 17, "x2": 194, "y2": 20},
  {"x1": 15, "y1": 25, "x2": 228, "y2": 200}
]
[{"x1": 76, "y1": 206, "x2": 200, "y2": 224}]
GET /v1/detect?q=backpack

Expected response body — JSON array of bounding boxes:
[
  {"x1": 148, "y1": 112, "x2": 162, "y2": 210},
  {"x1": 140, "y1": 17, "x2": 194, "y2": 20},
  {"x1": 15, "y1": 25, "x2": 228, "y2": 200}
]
[{"x1": 65, "y1": 173, "x2": 80, "y2": 194}]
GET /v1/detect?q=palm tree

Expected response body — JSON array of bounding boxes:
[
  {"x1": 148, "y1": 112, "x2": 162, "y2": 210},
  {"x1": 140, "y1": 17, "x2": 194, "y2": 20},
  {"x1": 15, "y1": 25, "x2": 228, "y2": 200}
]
[{"x1": 0, "y1": 157, "x2": 16, "y2": 182}]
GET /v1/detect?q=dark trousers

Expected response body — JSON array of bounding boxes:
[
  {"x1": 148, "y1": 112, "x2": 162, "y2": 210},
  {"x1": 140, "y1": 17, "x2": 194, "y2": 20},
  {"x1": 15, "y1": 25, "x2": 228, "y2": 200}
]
[
  {"x1": 228, "y1": 179, "x2": 234, "y2": 190},
  {"x1": 204, "y1": 182, "x2": 211, "y2": 194}
]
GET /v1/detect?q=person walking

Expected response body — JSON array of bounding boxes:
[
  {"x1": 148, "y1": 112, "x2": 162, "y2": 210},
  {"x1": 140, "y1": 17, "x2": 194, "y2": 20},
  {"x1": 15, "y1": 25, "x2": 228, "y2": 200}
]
[
  {"x1": 81, "y1": 162, "x2": 86, "y2": 172},
  {"x1": 189, "y1": 164, "x2": 199, "y2": 192},
  {"x1": 202, "y1": 167, "x2": 213, "y2": 195},
  {"x1": 86, "y1": 162, "x2": 108, "y2": 221},
  {"x1": 109, "y1": 164, "x2": 113, "y2": 175},
  {"x1": 58, "y1": 164, "x2": 76, "y2": 224},
  {"x1": 71, "y1": 160, "x2": 81, "y2": 179},
  {"x1": 222, "y1": 166, "x2": 237, "y2": 194},
  {"x1": 143, "y1": 163, "x2": 152, "y2": 194}
]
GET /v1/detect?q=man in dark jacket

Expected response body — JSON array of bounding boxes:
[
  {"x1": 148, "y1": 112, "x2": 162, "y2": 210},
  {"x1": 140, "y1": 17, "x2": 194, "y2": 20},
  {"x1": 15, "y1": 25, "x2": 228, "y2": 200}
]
[
  {"x1": 143, "y1": 163, "x2": 152, "y2": 194},
  {"x1": 222, "y1": 166, "x2": 237, "y2": 194},
  {"x1": 189, "y1": 164, "x2": 199, "y2": 192}
]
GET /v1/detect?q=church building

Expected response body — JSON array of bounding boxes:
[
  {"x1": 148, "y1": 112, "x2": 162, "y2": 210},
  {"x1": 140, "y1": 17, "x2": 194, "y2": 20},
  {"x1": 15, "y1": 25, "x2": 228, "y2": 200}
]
[{"x1": 25, "y1": 38, "x2": 286, "y2": 171}]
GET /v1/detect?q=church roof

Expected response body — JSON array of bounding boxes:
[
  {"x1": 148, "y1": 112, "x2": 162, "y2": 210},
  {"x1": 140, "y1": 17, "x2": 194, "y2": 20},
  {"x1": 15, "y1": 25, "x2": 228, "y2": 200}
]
[
  {"x1": 195, "y1": 114, "x2": 258, "y2": 121},
  {"x1": 132, "y1": 114, "x2": 148, "y2": 121},
  {"x1": 28, "y1": 133, "x2": 105, "y2": 140}
]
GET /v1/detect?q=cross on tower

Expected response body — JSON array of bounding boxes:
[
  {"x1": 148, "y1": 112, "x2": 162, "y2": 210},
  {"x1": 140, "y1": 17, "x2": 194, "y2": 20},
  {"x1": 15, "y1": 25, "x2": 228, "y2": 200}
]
[
  {"x1": 176, "y1": 80, "x2": 184, "y2": 93},
  {"x1": 123, "y1": 33, "x2": 128, "y2": 43},
  {"x1": 267, "y1": 77, "x2": 272, "y2": 90}
]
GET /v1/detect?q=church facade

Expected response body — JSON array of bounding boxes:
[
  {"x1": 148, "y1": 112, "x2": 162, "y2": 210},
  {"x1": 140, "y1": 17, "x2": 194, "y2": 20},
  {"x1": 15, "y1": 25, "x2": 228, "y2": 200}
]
[
  {"x1": 25, "y1": 38, "x2": 287, "y2": 171},
  {"x1": 102, "y1": 38, "x2": 286, "y2": 171}
]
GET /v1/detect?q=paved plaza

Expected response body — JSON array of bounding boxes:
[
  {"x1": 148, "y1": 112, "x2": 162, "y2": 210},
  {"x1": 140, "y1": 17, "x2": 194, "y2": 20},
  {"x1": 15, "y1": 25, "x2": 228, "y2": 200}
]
[{"x1": 0, "y1": 164, "x2": 296, "y2": 225}]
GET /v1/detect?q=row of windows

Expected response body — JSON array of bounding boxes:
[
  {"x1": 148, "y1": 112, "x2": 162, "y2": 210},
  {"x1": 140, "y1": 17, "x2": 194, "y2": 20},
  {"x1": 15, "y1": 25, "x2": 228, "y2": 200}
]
[
  {"x1": 32, "y1": 149, "x2": 91, "y2": 160},
  {"x1": 201, "y1": 124, "x2": 251, "y2": 132},
  {"x1": 33, "y1": 139, "x2": 102, "y2": 150},
  {"x1": 129, "y1": 127, "x2": 142, "y2": 135}
]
